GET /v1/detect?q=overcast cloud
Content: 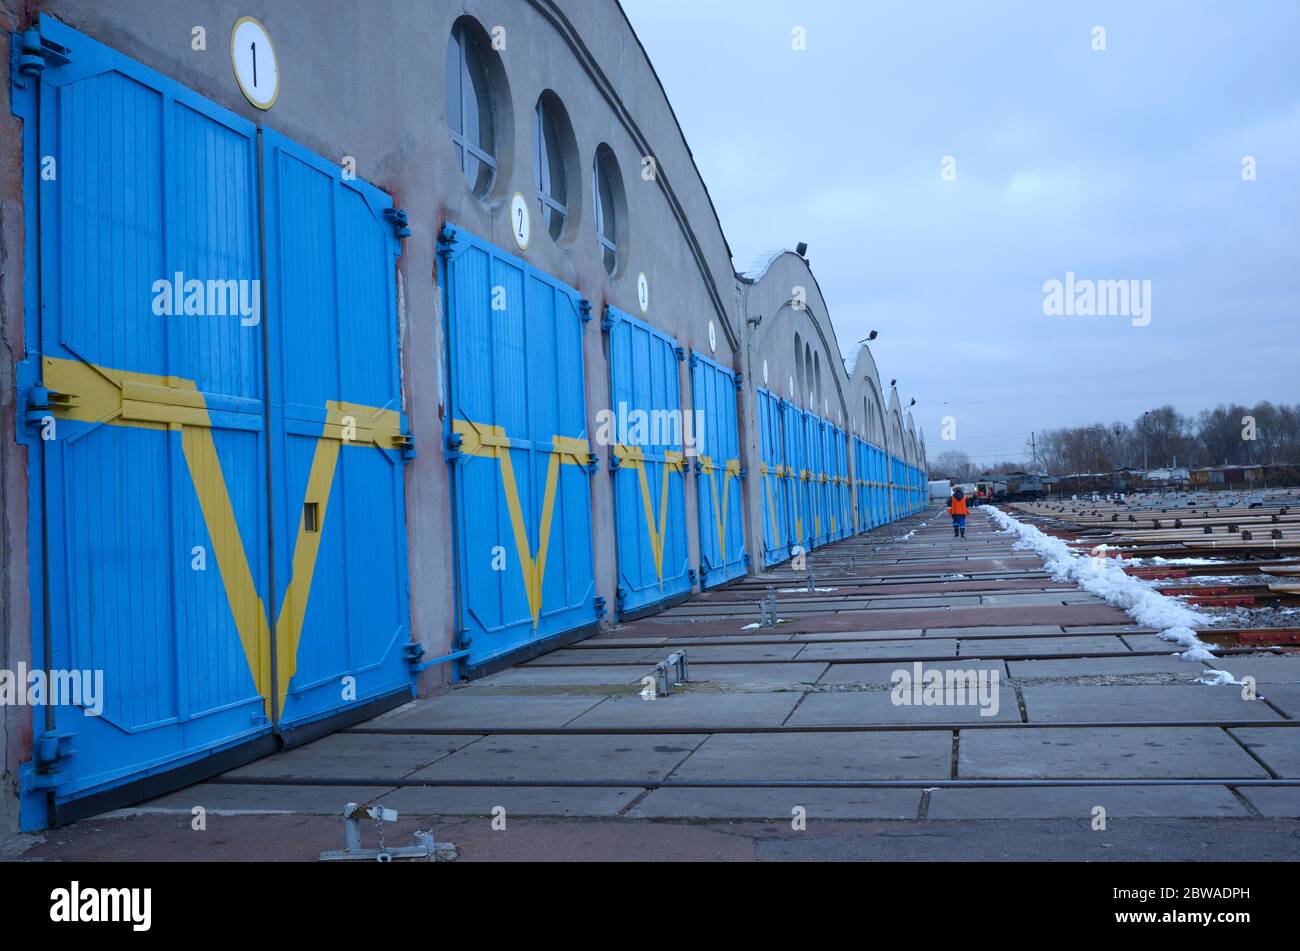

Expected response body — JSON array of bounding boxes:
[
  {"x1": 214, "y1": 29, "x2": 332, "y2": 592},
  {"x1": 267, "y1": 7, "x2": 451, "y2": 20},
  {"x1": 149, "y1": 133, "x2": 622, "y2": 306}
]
[{"x1": 620, "y1": 0, "x2": 1300, "y2": 468}]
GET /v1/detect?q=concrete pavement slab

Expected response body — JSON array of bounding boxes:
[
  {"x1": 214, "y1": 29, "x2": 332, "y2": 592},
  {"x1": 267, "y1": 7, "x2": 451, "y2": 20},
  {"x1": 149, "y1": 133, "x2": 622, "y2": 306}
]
[
  {"x1": 1122, "y1": 634, "x2": 1185, "y2": 651},
  {"x1": 687, "y1": 663, "x2": 828, "y2": 685},
  {"x1": 1208, "y1": 655, "x2": 1300, "y2": 684},
  {"x1": 796, "y1": 639, "x2": 957, "y2": 660},
  {"x1": 1020, "y1": 684, "x2": 1281, "y2": 723},
  {"x1": 1237, "y1": 787, "x2": 1300, "y2": 818},
  {"x1": 786, "y1": 628, "x2": 924, "y2": 642},
  {"x1": 410, "y1": 734, "x2": 704, "y2": 782},
  {"x1": 565, "y1": 691, "x2": 802, "y2": 728},
  {"x1": 134, "y1": 783, "x2": 399, "y2": 814},
  {"x1": 472, "y1": 666, "x2": 646, "y2": 686},
  {"x1": 629, "y1": 787, "x2": 922, "y2": 819},
  {"x1": 933, "y1": 625, "x2": 1062, "y2": 636},
  {"x1": 819, "y1": 659, "x2": 1008, "y2": 686},
  {"x1": 223, "y1": 733, "x2": 480, "y2": 781},
  {"x1": 1228, "y1": 728, "x2": 1300, "y2": 777},
  {"x1": 662, "y1": 644, "x2": 807, "y2": 661},
  {"x1": 959, "y1": 727, "x2": 1270, "y2": 778},
  {"x1": 1258, "y1": 683, "x2": 1300, "y2": 717},
  {"x1": 786, "y1": 688, "x2": 1020, "y2": 725},
  {"x1": 670, "y1": 730, "x2": 953, "y2": 780},
  {"x1": 523, "y1": 648, "x2": 661, "y2": 665},
  {"x1": 1009, "y1": 655, "x2": 1193, "y2": 680},
  {"x1": 925, "y1": 785, "x2": 1249, "y2": 819},
  {"x1": 367, "y1": 693, "x2": 607, "y2": 730},
  {"x1": 959, "y1": 636, "x2": 1128, "y2": 656},
  {"x1": 377, "y1": 785, "x2": 642, "y2": 817}
]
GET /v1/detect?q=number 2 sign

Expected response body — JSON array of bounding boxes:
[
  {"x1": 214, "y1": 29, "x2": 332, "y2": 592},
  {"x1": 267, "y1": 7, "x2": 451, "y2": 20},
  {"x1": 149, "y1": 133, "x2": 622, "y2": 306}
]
[
  {"x1": 231, "y1": 17, "x2": 279, "y2": 110},
  {"x1": 510, "y1": 193, "x2": 531, "y2": 251}
]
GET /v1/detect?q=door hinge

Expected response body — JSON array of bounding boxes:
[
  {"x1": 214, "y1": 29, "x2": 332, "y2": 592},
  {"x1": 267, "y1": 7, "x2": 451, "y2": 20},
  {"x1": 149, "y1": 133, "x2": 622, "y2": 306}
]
[
  {"x1": 12, "y1": 27, "x2": 72, "y2": 87},
  {"x1": 584, "y1": 452, "x2": 599, "y2": 474},
  {"x1": 674, "y1": 345, "x2": 685, "y2": 362},
  {"x1": 593, "y1": 595, "x2": 607, "y2": 619},
  {"x1": 689, "y1": 352, "x2": 699, "y2": 369},
  {"x1": 21, "y1": 730, "x2": 77, "y2": 792},
  {"x1": 383, "y1": 207, "x2": 411, "y2": 239},
  {"x1": 391, "y1": 426, "x2": 416, "y2": 459},
  {"x1": 734, "y1": 372, "x2": 744, "y2": 391},
  {"x1": 25, "y1": 384, "x2": 75, "y2": 424},
  {"x1": 436, "y1": 225, "x2": 458, "y2": 256},
  {"x1": 444, "y1": 431, "x2": 463, "y2": 463},
  {"x1": 579, "y1": 299, "x2": 593, "y2": 323},
  {"x1": 600, "y1": 310, "x2": 616, "y2": 332}
]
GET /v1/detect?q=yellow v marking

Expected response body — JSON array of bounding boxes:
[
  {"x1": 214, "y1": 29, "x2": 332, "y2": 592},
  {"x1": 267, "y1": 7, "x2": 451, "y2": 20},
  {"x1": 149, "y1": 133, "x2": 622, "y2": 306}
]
[
  {"x1": 43, "y1": 357, "x2": 404, "y2": 718},
  {"x1": 762, "y1": 466, "x2": 782, "y2": 548},
  {"x1": 701, "y1": 454, "x2": 740, "y2": 562},
  {"x1": 615, "y1": 444, "x2": 684, "y2": 585},
  {"x1": 453, "y1": 419, "x2": 588, "y2": 627}
]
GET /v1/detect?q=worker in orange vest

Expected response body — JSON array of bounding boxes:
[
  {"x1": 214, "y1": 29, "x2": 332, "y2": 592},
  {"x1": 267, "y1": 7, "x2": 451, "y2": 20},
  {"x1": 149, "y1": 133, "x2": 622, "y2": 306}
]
[{"x1": 948, "y1": 488, "x2": 969, "y2": 539}]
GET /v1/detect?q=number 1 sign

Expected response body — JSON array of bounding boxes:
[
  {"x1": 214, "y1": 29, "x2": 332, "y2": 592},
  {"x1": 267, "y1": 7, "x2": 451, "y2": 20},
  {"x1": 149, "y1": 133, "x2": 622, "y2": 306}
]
[{"x1": 231, "y1": 17, "x2": 279, "y2": 110}]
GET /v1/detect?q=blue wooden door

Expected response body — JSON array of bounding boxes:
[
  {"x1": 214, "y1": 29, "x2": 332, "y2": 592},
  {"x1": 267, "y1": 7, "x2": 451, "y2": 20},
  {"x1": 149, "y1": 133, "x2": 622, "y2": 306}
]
[
  {"x1": 441, "y1": 226, "x2": 597, "y2": 667},
  {"x1": 606, "y1": 309, "x2": 691, "y2": 615}
]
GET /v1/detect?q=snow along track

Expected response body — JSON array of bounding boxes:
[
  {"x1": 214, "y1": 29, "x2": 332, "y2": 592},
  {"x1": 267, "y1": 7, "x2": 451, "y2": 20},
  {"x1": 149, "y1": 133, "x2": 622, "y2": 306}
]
[{"x1": 984, "y1": 505, "x2": 1234, "y2": 675}]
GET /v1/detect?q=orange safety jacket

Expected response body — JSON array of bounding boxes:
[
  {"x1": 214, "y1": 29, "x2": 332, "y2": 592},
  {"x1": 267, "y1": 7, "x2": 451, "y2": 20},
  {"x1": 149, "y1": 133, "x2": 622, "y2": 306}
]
[{"x1": 948, "y1": 496, "x2": 969, "y2": 516}]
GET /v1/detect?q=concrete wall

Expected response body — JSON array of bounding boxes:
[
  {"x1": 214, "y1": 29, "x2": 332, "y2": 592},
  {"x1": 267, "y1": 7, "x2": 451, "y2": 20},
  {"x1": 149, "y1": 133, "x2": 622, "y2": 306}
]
[{"x1": 0, "y1": 0, "x2": 924, "y2": 827}]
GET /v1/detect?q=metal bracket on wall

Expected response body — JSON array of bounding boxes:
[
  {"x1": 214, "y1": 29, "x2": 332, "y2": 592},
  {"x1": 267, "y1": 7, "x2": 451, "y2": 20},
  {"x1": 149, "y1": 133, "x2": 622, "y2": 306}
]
[
  {"x1": 734, "y1": 372, "x2": 744, "y2": 390},
  {"x1": 383, "y1": 207, "x2": 411, "y2": 239},
  {"x1": 674, "y1": 345, "x2": 686, "y2": 362},
  {"x1": 435, "y1": 225, "x2": 458, "y2": 257},
  {"x1": 579, "y1": 299, "x2": 593, "y2": 323},
  {"x1": 392, "y1": 429, "x2": 416, "y2": 459},
  {"x1": 443, "y1": 431, "x2": 463, "y2": 463},
  {"x1": 21, "y1": 731, "x2": 77, "y2": 792},
  {"x1": 12, "y1": 27, "x2": 71, "y2": 86},
  {"x1": 594, "y1": 595, "x2": 607, "y2": 619}
]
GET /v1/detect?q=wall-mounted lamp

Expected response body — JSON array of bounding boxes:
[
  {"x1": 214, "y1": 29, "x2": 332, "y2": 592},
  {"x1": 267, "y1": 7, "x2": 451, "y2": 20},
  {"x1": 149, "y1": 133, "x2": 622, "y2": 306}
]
[
  {"x1": 795, "y1": 242, "x2": 808, "y2": 257},
  {"x1": 747, "y1": 313, "x2": 762, "y2": 327},
  {"x1": 890, "y1": 379, "x2": 897, "y2": 387}
]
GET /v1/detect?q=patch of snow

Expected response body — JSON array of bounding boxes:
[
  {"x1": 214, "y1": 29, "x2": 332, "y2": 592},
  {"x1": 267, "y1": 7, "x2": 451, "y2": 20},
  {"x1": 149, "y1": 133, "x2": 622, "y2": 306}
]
[
  {"x1": 779, "y1": 587, "x2": 837, "y2": 593},
  {"x1": 739, "y1": 249, "x2": 789, "y2": 282},
  {"x1": 985, "y1": 506, "x2": 1234, "y2": 679},
  {"x1": 1195, "y1": 669, "x2": 1245, "y2": 687},
  {"x1": 740, "y1": 622, "x2": 762, "y2": 630}
]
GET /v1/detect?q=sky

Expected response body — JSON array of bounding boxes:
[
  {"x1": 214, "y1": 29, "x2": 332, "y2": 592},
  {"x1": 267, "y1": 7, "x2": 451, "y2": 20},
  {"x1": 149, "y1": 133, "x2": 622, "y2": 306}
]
[{"x1": 619, "y1": 0, "x2": 1300, "y2": 468}]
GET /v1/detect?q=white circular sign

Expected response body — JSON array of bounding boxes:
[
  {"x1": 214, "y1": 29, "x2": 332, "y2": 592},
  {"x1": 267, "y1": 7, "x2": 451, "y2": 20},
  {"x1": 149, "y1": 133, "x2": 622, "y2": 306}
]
[
  {"x1": 509, "y1": 192, "x2": 531, "y2": 250},
  {"x1": 231, "y1": 17, "x2": 278, "y2": 110},
  {"x1": 707, "y1": 320, "x2": 716, "y2": 353},
  {"x1": 637, "y1": 272, "x2": 649, "y2": 313},
  {"x1": 762, "y1": 359, "x2": 768, "y2": 384}
]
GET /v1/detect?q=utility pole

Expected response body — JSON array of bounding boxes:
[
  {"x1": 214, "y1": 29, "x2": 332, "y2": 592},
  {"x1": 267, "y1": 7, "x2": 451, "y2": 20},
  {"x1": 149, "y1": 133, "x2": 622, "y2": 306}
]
[{"x1": 1030, "y1": 431, "x2": 1038, "y2": 471}]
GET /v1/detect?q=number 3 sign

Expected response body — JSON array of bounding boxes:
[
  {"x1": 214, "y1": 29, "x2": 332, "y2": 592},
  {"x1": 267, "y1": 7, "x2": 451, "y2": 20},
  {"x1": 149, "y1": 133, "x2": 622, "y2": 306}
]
[{"x1": 231, "y1": 17, "x2": 279, "y2": 110}]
